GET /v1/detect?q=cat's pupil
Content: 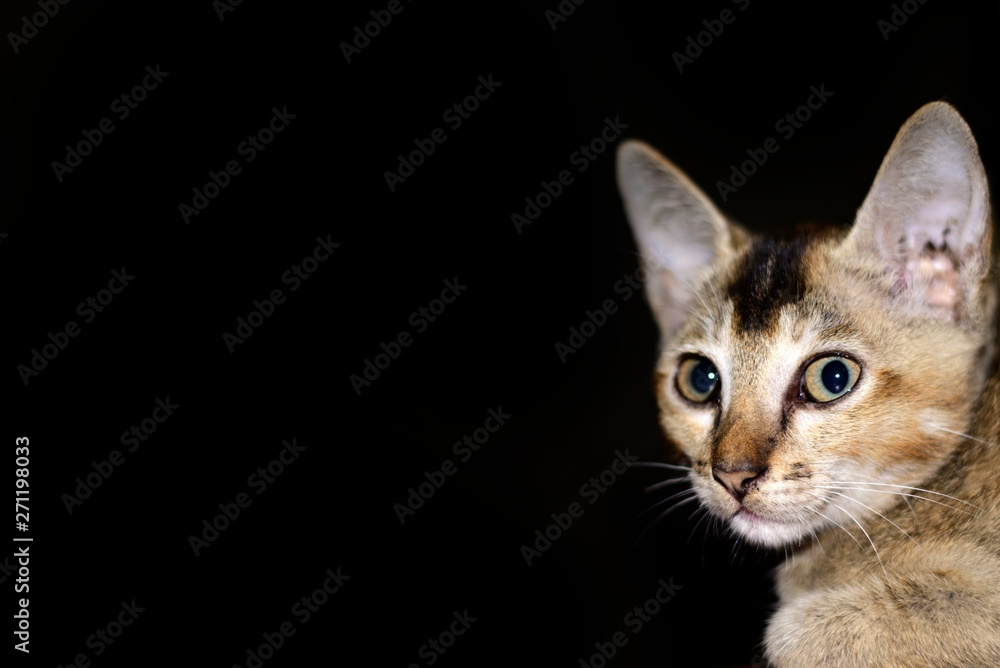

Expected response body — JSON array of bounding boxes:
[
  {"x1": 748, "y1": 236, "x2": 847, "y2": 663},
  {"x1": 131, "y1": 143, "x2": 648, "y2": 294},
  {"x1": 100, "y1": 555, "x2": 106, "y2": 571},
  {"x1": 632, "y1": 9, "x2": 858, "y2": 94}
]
[
  {"x1": 692, "y1": 359, "x2": 718, "y2": 393},
  {"x1": 822, "y1": 359, "x2": 849, "y2": 394}
]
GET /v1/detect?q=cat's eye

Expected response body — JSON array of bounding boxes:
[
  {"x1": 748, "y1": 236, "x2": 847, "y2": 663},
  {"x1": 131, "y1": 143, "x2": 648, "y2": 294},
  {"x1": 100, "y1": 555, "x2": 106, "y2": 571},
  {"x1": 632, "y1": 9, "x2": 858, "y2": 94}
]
[
  {"x1": 802, "y1": 355, "x2": 860, "y2": 403},
  {"x1": 676, "y1": 356, "x2": 720, "y2": 403}
]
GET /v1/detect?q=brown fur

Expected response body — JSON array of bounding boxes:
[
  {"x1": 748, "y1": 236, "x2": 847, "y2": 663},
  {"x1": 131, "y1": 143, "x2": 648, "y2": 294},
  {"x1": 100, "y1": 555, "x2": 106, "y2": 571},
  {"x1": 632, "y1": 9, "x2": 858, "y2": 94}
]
[{"x1": 617, "y1": 102, "x2": 1000, "y2": 666}]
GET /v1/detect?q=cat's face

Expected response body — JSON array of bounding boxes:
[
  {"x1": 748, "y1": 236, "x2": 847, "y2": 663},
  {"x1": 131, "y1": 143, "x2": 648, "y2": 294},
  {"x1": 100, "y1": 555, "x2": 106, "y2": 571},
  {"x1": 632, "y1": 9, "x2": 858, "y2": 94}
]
[
  {"x1": 652, "y1": 231, "x2": 991, "y2": 546},
  {"x1": 618, "y1": 103, "x2": 996, "y2": 547}
]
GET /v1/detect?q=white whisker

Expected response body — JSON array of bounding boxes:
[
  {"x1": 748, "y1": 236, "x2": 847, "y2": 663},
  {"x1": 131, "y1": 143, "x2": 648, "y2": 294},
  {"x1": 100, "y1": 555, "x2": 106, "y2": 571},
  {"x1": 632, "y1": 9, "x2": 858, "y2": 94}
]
[
  {"x1": 816, "y1": 481, "x2": 981, "y2": 512},
  {"x1": 686, "y1": 507, "x2": 711, "y2": 544},
  {"x1": 902, "y1": 495, "x2": 918, "y2": 528},
  {"x1": 628, "y1": 461, "x2": 692, "y2": 472},
  {"x1": 814, "y1": 484, "x2": 979, "y2": 517},
  {"x1": 644, "y1": 477, "x2": 690, "y2": 493},
  {"x1": 634, "y1": 495, "x2": 701, "y2": 546},
  {"x1": 802, "y1": 498, "x2": 864, "y2": 551},
  {"x1": 826, "y1": 491, "x2": 917, "y2": 543},
  {"x1": 636, "y1": 488, "x2": 698, "y2": 520},
  {"x1": 927, "y1": 423, "x2": 998, "y2": 448},
  {"x1": 827, "y1": 500, "x2": 888, "y2": 580},
  {"x1": 807, "y1": 525, "x2": 825, "y2": 554}
]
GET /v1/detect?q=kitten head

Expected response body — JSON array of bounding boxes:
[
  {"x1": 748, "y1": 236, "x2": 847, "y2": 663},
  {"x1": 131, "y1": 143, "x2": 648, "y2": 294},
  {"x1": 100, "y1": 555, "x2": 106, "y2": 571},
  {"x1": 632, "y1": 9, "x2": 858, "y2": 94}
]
[{"x1": 617, "y1": 102, "x2": 996, "y2": 547}]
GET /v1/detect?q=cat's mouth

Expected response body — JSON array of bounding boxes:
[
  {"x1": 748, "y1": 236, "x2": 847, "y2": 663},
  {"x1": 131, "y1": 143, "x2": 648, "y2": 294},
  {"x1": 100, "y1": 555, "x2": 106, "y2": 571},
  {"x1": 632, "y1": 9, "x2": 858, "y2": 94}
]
[
  {"x1": 735, "y1": 507, "x2": 765, "y2": 521},
  {"x1": 734, "y1": 506, "x2": 784, "y2": 525},
  {"x1": 701, "y1": 469, "x2": 845, "y2": 546},
  {"x1": 726, "y1": 502, "x2": 815, "y2": 546}
]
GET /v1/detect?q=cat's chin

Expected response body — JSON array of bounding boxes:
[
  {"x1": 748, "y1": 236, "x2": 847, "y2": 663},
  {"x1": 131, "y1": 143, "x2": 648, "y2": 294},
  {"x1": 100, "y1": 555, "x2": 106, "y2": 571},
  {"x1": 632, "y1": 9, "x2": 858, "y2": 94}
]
[{"x1": 729, "y1": 508, "x2": 813, "y2": 548}]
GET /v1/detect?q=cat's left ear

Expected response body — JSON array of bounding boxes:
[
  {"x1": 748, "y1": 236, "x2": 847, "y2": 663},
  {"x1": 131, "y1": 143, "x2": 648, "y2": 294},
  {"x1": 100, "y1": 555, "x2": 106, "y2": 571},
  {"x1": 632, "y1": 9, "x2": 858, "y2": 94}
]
[
  {"x1": 617, "y1": 141, "x2": 742, "y2": 339},
  {"x1": 846, "y1": 102, "x2": 992, "y2": 320}
]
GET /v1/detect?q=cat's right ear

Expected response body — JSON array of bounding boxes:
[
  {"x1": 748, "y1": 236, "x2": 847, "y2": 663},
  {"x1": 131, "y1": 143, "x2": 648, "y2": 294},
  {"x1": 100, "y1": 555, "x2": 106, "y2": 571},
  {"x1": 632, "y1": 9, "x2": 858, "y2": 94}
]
[
  {"x1": 617, "y1": 140, "x2": 738, "y2": 339},
  {"x1": 846, "y1": 102, "x2": 992, "y2": 322}
]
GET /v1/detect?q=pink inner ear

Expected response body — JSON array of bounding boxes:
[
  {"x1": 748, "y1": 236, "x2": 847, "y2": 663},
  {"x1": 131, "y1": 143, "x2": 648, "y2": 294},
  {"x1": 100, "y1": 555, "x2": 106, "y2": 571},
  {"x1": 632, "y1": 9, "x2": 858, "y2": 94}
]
[
  {"x1": 887, "y1": 247, "x2": 962, "y2": 318},
  {"x1": 907, "y1": 250, "x2": 962, "y2": 315}
]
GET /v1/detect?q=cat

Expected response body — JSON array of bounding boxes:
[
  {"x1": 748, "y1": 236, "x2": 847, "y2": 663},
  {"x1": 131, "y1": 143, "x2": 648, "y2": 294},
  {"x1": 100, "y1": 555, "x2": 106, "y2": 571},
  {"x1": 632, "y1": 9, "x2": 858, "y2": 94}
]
[{"x1": 616, "y1": 101, "x2": 1000, "y2": 666}]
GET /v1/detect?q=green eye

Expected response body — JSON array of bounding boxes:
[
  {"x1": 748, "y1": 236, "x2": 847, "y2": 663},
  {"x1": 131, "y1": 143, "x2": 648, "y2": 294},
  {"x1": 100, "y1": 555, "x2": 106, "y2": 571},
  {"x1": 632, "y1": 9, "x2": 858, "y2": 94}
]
[
  {"x1": 802, "y1": 355, "x2": 860, "y2": 403},
  {"x1": 676, "y1": 356, "x2": 720, "y2": 403}
]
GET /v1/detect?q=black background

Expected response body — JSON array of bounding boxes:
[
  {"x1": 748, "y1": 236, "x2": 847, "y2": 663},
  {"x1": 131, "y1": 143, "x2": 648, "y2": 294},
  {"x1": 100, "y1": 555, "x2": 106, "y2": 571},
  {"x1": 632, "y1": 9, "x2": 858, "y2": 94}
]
[{"x1": 3, "y1": 1, "x2": 996, "y2": 666}]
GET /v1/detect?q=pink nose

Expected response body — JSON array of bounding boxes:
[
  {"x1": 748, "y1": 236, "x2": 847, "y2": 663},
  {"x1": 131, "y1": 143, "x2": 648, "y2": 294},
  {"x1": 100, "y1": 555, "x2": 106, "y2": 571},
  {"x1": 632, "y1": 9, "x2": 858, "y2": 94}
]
[{"x1": 712, "y1": 466, "x2": 765, "y2": 502}]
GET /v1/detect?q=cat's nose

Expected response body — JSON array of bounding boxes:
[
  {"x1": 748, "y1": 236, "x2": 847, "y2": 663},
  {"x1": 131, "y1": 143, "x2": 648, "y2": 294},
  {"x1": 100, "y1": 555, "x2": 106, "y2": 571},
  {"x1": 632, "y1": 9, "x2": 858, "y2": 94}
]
[{"x1": 712, "y1": 466, "x2": 765, "y2": 502}]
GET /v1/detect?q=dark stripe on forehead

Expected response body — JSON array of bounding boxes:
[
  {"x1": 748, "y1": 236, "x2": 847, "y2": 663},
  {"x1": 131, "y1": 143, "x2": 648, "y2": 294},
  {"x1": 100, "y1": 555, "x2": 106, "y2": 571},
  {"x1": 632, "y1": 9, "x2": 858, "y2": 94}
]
[{"x1": 725, "y1": 236, "x2": 811, "y2": 333}]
